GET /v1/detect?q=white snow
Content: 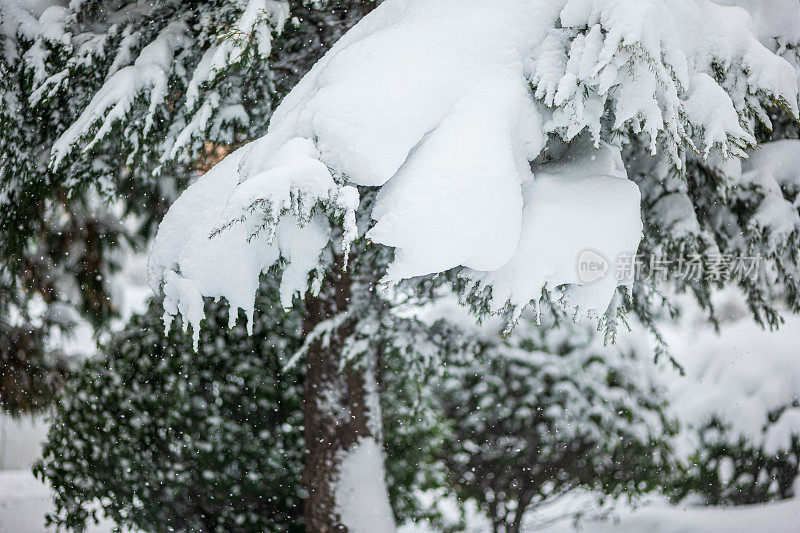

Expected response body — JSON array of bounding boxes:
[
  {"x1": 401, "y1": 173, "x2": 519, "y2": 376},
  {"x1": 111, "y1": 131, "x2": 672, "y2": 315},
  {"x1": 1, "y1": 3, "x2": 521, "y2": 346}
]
[
  {"x1": 171, "y1": 0, "x2": 290, "y2": 161},
  {"x1": 147, "y1": 140, "x2": 358, "y2": 347},
  {"x1": 554, "y1": 498, "x2": 800, "y2": 533},
  {"x1": 462, "y1": 139, "x2": 642, "y2": 316},
  {"x1": 717, "y1": 0, "x2": 800, "y2": 49},
  {"x1": 0, "y1": 1, "x2": 63, "y2": 41},
  {"x1": 706, "y1": 139, "x2": 800, "y2": 246},
  {"x1": 663, "y1": 304, "x2": 800, "y2": 457},
  {"x1": 0, "y1": 415, "x2": 47, "y2": 471},
  {"x1": 4, "y1": 465, "x2": 800, "y2": 533},
  {"x1": 184, "y1": 0, "x2": 289, "y2": 110},
  {"x1": 399, "y1": 492, "x2": 800, "y2": 533},
  {"x1": 746, "y1": 140, "x2": 800, "y2": 191},
  {"x1": 334, "y1": 438, "x2": 396, "y2": 533},
  {"x1": 5, "y1": 1, "x2": 800, "y2": 531},
  {"x1": 46, "y1": 1, "x2": 290, "y2": 167},
  {"x1": 145, "y1": 0, "x2": 799, "y2": 338},
  {"x1": 50, "y1": 20, "x2": 191, "y2": 165},
  {"x1": 0, "y1": 471, "x2": 112, "y2": 533}
]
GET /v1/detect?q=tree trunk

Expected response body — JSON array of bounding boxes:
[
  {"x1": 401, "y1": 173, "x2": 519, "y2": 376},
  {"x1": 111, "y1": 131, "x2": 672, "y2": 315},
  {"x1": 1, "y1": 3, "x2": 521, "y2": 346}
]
[{"x1": 302, "y1": 268, "x2": 387, "y2": 532}]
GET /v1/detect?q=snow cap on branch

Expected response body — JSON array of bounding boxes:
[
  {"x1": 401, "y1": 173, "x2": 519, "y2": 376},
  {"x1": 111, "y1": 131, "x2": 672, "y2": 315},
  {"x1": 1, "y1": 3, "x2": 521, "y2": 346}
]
[
  {"x1": 46, "y1": 0, "x2": 290, "y2": 169},
  {"x1": 146, "y1": 0, "x2": 799, "y2": 339}
]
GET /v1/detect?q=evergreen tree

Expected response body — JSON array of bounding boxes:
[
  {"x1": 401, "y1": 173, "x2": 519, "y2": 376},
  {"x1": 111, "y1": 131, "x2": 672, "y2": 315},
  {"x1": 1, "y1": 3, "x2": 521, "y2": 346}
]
[
  {"x1": 36, "y1": 282, "x2": 678, "y2": 532},
  {"x1": 0, "y1": 0, "x2": 182, "y2": 411},
  {"x1": 673, "y1": 418, "x2": 800, "y2": 506},
  {"x1": 0, "y1": 0, "x2": 374, "y2": 412},
  {"x1": 35, "y1": 289, "x2": 306, "y2": 532},
  {"x1": 438, "y1": 312, "x2": 673, "y2": 533},
  {"x1": 35, "y1": 276, "x2": 459, "y2": 531},
  {"x1": 138, "y1": 2, "x2": 800, "y2": 528},
  {"x1": 4, "y1": 1, "x2": 800, "y2": 531}
]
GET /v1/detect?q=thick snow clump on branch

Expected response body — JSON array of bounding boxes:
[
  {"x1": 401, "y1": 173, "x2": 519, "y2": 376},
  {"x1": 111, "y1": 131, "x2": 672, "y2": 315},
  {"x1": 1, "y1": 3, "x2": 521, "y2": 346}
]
[{"x1": 145, "y1": 0, "x2": 799, "y2": 338}]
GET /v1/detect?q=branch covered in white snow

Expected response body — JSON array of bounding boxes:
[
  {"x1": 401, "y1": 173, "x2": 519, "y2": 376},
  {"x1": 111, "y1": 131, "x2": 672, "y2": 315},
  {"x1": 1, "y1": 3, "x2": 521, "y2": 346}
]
[{"x1": 139, "y1": 0, "x2": 799, "y2": 338}]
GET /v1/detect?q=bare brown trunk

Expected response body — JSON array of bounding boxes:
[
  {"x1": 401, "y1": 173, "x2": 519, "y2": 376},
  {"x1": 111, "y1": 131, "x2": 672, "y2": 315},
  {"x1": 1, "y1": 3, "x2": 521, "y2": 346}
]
[{"x1": 302, "y1": 268, "x2": 377, "y2": 532}]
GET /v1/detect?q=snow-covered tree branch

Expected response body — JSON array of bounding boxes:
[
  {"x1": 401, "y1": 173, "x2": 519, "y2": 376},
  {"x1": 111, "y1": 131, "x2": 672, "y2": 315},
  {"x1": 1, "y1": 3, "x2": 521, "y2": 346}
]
[
  {"x1": 137, "y1": 0, "x2": 798, "y2": 338},
  {"x1": 6, "y1": 0, "x2": 800, "y2": 531}
]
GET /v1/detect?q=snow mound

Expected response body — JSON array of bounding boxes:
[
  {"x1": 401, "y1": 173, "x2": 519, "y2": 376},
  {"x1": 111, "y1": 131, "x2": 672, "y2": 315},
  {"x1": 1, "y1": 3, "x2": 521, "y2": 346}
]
[
  {"x1": 334, "y1": 438, "x2": 396, "y2": 533},
  {"x1": 0, "y1": 470, "x2": 113, "y2": 533},
  {"x1": 716, "y1": 0, "x2": 800, "y2": 49},
  {"x1": 462, "y1": 140, "x2": 642, "y2": 316}
]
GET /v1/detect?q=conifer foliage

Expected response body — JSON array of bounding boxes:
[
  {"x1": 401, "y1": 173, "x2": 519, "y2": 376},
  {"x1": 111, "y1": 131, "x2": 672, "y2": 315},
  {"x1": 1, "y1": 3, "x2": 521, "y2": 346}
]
[
  {"x1": 0, "y1": 0, "x2": 374, "y2": 412},
  {"x1": 35, "y1": 290, "x2": 307, "y2": 532},
  {"x1": 3, "y1": 0, "x2": 800, "y2": 531},
  {"x1": 35, "y1": 276, "x2": 458, "y2": 532},
  {"x1": 136, "y1": 3, "x2": 799, "y2": 526},
  {"x1": 439, "y1": 314, "x2": 673, "y2": 533}
]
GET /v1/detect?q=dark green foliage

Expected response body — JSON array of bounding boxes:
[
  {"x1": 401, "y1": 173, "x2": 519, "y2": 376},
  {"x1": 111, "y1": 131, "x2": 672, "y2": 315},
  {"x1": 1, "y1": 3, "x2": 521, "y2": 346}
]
[
  {"x1": 35, "y1": 288, "x2": 307, "y2": 532},
  {"x1": 630, "y1": 104, "x2": 800, "y2": 337},
  {"x1": 439, "y1": 318, "x2": 675, "y2": 532},
  {"x1": 0, "y1": 0, "x2": 182, "y2": 412},
  {"x1": 672, "y1": 417, "x2": 800, "y2": 506},
  {"x1": 33, "y1": 273, "x2": 450, "y2": 531},
  {"x1": 0, "y1": 0, "x2": 377, "y2": 414},
  {"x1": 379, "y1": 328, "x2": 460, "y2": 525},
  {"x1": 9, "y1": 3, "x2": 800, "y2": 530}
]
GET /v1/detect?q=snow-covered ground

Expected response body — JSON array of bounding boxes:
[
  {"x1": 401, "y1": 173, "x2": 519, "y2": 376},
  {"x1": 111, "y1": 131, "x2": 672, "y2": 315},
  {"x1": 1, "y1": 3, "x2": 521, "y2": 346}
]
[
  {"x1": 557, "y1": 497, "x2": 800, "y2": 532},
  {"x1": 0, "y1": 471, "x2": 112, "y2": 533},
  {"x1": 4, "y1": 467, "x2": 798, "y2": 533},
  {"x1": 546, "y1": 499, "x2": 800, "y2": 533},
  {"x1": 398, "y1": 495, "x2": 800, "y2": 533},
  {"x1": 0, "y1": 416, "x2": 47, "y2": 471},
  {"x1": 0, "y1": 417, "x2": 113, "y2": 533}
]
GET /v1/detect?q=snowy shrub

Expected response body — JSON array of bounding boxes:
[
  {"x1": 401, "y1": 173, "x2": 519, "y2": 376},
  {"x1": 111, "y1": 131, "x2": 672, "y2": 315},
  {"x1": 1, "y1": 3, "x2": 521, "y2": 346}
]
[
  {"x1": 35, "y1": 289, "x2": 307, "y2": 532},
  {"x1": 34, "y1": 276, "x2": 459, "y2": 531},
  {"x1": 438, "y1": 312, "x2": 674, "y2": 533},
  {"x1": 665, "y1": 312, "x2": 800, "y2": 505},
  {"x1": 674, "y1": 418, "x2": 800, "y2": 505}
]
